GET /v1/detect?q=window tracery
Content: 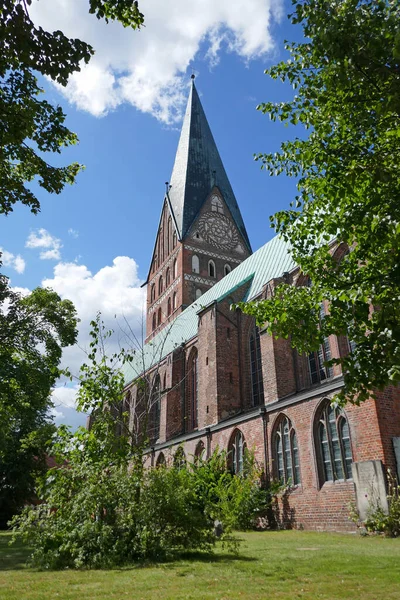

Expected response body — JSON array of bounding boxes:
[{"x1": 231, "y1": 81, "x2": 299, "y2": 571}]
[
  {"x1": 316, "y1": 403, "x2": 352, "y2": 483},
  {"x1": 249, "y1": 327, "x2": 264, "y2": 406},
  {"x1": 274, "y1": 416, "x2": 301, "y2": 485}
]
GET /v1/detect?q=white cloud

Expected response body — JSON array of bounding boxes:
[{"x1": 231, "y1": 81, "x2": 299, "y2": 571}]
[
  {"x1": 68, "y1": 228, "x2": 79, "y2": 239},
  {"x1": 0, "y1": 248, "x2": 26, "y2": 274},
  {"x1": 26, "y1": 228, "x2": 62, "y2": 261},
  {"x1": 52, "y1": 384, "x2": 79, "y2": 410},
  {"x1": 30, "y1": 0, "x2": 284, "y2": 123},
  {"x1": 42, "y1": 256, "x2": 146, "y2": 379}
]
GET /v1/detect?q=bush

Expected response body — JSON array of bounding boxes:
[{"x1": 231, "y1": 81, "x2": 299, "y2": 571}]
[
  {"x1": 364, "y1": 471, "x2": 400, "y2": 537},
  {"x1": 350, "y1": 470, "x2": 400, "y2": 538},
  {"x1": 10, "y1": 433, "x2": 275, "y2": 568}
]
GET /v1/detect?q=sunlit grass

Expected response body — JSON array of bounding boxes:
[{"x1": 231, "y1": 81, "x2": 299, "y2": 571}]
[{"x1": 1, "y1": 530, "x2": 399, "y2": 599}]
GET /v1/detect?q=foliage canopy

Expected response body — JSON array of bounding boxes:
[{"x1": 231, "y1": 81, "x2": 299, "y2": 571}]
[
  {"x1": 241, "y1": 0, "x2": 400, "y2": 405},
  {"x1": 0, "y1": 0, "x2": 143, "y2": 215},
  {"x1": 0, "y1": 276, "x2": 78, "y2": 526}
]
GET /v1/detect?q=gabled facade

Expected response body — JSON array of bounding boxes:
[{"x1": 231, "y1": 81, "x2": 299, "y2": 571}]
[{"x1": 122, "y1": 81, "x2": 400, "y2": 532}]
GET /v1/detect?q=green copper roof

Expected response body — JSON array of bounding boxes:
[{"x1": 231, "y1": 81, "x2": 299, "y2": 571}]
[
  {"x1": 168, "y1": 79, "x2": 251, "y2": 252},
  {"x1": 123, "y1": 234, "x2": 295, "y2": 385}
]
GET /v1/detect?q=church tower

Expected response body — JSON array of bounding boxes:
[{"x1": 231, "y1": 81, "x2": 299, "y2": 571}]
[{"x1": 145, "y1": 76, "x2": 252, "y2": 341}]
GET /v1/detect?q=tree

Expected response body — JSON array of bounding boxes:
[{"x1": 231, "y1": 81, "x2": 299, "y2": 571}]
[
  {"x1": 241, "y1": 0, "x2": 400, "y2": 405},
  {"x1": 0, "y1": 0, "x2": 143, "y2": 216},
  {"x1": 9, "y1": 317, "x2": 273, "y2": 568},
  {"x1": 0, "y1": 275, "x2": 78, "y2": 526},
  {"x1": 78, "y1": 314, "x2": 182, "y2": 451}
]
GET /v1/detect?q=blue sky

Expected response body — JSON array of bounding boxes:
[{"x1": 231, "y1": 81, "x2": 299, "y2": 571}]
[{"x1": 1, "y1": 0, "x2": 304, "y2": 428}]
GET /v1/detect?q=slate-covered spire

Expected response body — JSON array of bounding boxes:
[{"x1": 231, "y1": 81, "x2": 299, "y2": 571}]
[{"x1": 167, "y1": 77, "x2": 251, "y2": 252}]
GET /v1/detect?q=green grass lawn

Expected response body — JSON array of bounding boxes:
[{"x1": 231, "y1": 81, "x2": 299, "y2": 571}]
[{"x1": 0, "y1": 530, "x2": 399, "y2": 600}]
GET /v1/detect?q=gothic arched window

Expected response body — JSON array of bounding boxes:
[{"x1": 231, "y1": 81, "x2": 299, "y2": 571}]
[
  {"x1": 157, "y1": 307, "x2": 162, "y2": 326},
  {"x1": 167, "y1": 216, "x2": 172, "y2": 255},
  {"x1": 195, "y1": 288, "x2": 202, "y2": 300},
  {"x1": 316, "y1": 402, "x2": 352, "y2": 484},
  {"x1": 165, "y1": 267, "x2": 170, "y2": 287},
  {"x1": 173, "y1": 259, "x2": 177, "y2": 279},
  {"x1": 152, "y1": 313, "x2": 156, "y2": 331},
  {"x1": 167, "y1": 297, "x2": 172, "y2": 316},
  {"x1": 249, "y1": 327, "x2": 264, "y2": 406},
  {"x1": 274, "y1": 416, "x2": 301, "y2": 485},
  {"x1": 149, "y1": 375, "x2": 161, "y2": 443},
  {"x1": 208, "y1": 260, "x2": 216, "y2": 278},
  {"x1": 228, "y1": 429, "x2": 245, "y2": 475},
  {"x1": 158, "y1": 276, "x2": 163, "y2": 296},
  {"x1": 174, "y1": 447, "x2": 186, "y2": 470},
  {"x1": 150, "y1": 284, "x2": 155, "y2": 303},
  {"x1": 224, "y1": 264, "x2": 231, "y2": 276},
  {"x1": 172, "y1": 231, "x2": 177, "y2": 249},
  {"x1": 194, "y1": 440, "x2": 205, "y2": 462},
  {"x1": 156, "y1": 452, "x2": 166, "y2": 467},
  {"x1": 192, "y1": 254, "x2": 199, "y2": 273},
  {"x1": 308, "y1": 301, "x2": 333, "y2": 384},
  {"x1": 173, "y1": 292, "x2": 177, "y2": 310},
  {"x1": 186, "y1": 348, "x2": 198, "y2": 432}
]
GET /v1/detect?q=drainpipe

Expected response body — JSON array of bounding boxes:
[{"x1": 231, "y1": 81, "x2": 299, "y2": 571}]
[
  {"x1": 237, "y1": 308, "x2": 244, "y2": 410},
  {"x1": 260, "y1": 406, "x2": 269, "y2": 484},
  {"x1": 180, "y1": 343, "x2": 186, "y2": 434},
  {"x1": 206, "y1": 427, "x2": 212, "y2": 459}
]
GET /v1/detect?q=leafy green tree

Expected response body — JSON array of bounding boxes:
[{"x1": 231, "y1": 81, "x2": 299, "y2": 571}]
[
  {"x1": 0, "y1": 276, "x2": 78, "y2": 526},
  {"x1": 241, "y1": 0, "x2": 400, "y2": 405},
  {"x1": 0, "y1": 0, "x2": 143, "y2": 216},
  {"x1": 10, "y1": 319, "x2": 278, "y2": 568}
]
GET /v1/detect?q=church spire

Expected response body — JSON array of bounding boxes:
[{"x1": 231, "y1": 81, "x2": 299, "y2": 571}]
[{"x1": 168, "y1": 78, "x2": 251, "y2": 252}]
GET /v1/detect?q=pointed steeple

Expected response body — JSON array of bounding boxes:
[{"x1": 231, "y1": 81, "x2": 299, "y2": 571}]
[{"x1": 167, "y1": 77, "x2": 251, "y2": 252}]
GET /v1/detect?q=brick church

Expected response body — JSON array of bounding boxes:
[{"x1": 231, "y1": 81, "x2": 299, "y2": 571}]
[{"x1": 123, "y1": 77, "x2": 400, "y2": 531}]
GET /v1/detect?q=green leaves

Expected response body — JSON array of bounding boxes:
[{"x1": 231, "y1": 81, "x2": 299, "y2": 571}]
[
  {"x1": 0, "y1": 0, "x2": 143, "y2": 215},
  {"x1": 89, "y1": 0, "x2": 144, "y2": 28},
  {"x1": 0, "y1": 276, "x2": 78, "y2": 526},
  {"x1": 243, "y1": 0, "x2": 400, "y2": 405}
]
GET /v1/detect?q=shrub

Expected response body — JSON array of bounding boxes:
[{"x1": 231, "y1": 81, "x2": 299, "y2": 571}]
[
  {"x1": 10, "y1": 433, "x2": 276, "y2": 568},
  {"x1": 350, "y1": 470, "x2": 400, "y2": 538}
]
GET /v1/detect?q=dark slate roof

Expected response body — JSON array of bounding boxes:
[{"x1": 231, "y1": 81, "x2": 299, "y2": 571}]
[{"x1": 168, "y1": 79, "x2": 252, "y2": 252}]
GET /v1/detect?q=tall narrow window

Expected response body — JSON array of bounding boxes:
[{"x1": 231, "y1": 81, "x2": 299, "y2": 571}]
[
  {"x1": 173, "y1": 259, "x2": 177, "y2": 279},
  {"x1": 174, "y1": 447, "x2": 186, "y2": 470},
  {"x1": 172, "y1": 231, "x2": 177, "y2": 248},
  {"x1": 316, "y1": 403, "x2": 352, "y2": 484},
  {"x1": 192, "y1": 254, "x2": 200, "y2": 273},
  {"x1": 186, "y1": 348, "x2": 198, "y2": 431},
  {"x1": 167, "y1": 297, "x2": 172, "y2": 316},
  {"x1": 208, "y1": 260, "x2": 216, "y2": 278},
  {"x1": 274, "y1": 416, "x2": 301, "y2": 485},
  {"x1": 149, "y1": 375, "x2": 161, "y2": 443},
  {"x1": 159, "y1": 227, "x2": 164, "y2": 263},
  {"x1": 167, "y1": 216, "x2": 172, "y2": 255},
  {"x1": 152, "y1": 313, "x2": 156, "y2": 331},
  {"x1": 150, "y1": 284, "x2": 155, "y2": 303},
  {"x1": 173, "y1": 292, "x2": 177, "y2": 310},
  {"x1": 157, "y1": 307, "x2": 162, "y2": 326},
  {"x1": 156, "y1": 452, "x2": 166, "y2": 467},
  {"x1": 249, "y1": 327, "x2": 264, "y2": 406},
  {"x1": 228, "y1": 430, "x2": 245, "y2": 475},
  {"x1": 224, "y1": 264, "x2": 231, "y2": 276},
  {"x1": 165, "y1": 267, "x2": 171, "y2": 287},
  {"x1": 194, "y1": 440, "x2": 205, "y2": 461},
  {"x1": 158, "y1": 276, "x2": 163, "y2": 296},
  {"x1": 308, "y1": 302, "x2": 333, "y2": 384}
]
